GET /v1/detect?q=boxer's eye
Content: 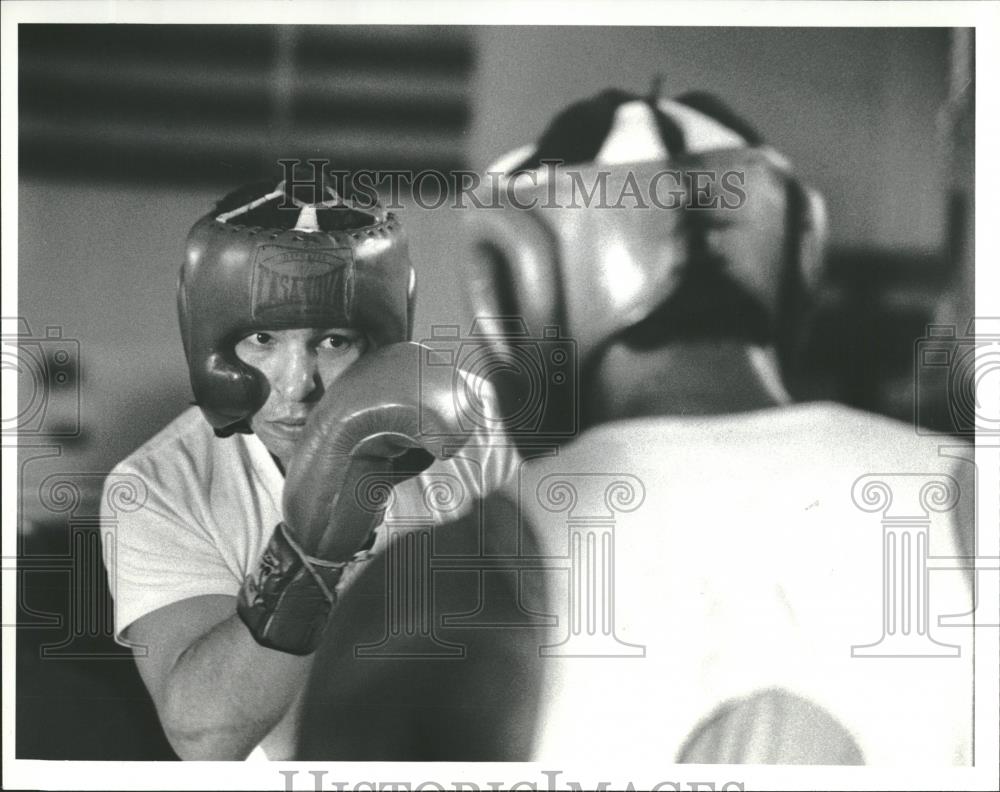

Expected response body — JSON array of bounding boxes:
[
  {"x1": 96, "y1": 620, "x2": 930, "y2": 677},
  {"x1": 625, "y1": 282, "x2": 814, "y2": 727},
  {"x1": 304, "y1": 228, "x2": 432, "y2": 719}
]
[
  {"x1": 235, "y1": 332, "x2": 276, "y2": 354},
  {"x1": 320, "y1": 334, "x2": 352, "y2": 351},
  {"x1": 317, "y1": 330, "x2": 366, "y2": 354}
]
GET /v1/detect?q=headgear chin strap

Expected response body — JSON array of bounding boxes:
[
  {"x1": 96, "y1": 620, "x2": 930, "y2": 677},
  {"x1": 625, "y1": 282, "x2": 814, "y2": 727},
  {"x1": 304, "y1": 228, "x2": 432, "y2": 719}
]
[{"x1": 178, "y1": 180, "x2": 417, "y2": 433}]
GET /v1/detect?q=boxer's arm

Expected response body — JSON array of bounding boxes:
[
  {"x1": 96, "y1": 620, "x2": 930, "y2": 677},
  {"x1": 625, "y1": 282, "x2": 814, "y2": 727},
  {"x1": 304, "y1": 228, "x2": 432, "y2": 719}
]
[{"x1": 126, "y1": 594, "x2": 313, "y2": 760}]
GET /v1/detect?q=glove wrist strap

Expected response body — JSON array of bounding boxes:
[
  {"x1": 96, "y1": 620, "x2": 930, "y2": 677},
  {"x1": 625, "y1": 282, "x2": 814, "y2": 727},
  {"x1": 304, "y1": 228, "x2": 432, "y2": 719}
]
[{"x1": 236, "y1": 523, "x2": 346, "y2": 655}]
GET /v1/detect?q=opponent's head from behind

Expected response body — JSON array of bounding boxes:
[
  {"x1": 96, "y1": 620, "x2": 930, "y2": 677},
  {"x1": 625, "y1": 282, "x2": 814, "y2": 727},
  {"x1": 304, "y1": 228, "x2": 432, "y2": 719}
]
[
  {"x1": 178, "y1": 179, "x2": 416, "y2": 466},
  {"x1": 464, "y1": 89, "x2": 828, "y2": 426}
]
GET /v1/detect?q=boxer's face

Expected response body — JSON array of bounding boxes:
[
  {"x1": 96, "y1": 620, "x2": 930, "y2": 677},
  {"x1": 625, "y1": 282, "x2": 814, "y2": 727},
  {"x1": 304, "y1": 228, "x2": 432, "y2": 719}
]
[{"x1": 235, "y1": 327, "x2": 369, "y2": 467}]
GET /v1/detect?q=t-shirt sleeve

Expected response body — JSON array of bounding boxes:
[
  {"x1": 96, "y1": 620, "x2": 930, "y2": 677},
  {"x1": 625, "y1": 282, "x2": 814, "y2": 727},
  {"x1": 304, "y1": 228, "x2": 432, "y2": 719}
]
[{"x1": 100, "y1": 466, "x2": 241, "y2": 645}]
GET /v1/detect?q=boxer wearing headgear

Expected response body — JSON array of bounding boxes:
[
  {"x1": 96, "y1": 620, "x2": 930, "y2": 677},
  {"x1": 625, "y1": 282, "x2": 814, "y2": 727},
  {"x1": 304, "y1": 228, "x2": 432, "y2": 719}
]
[
  {"x1": 100, "y1": 179, "x2": 516, "y2": 760},
  {"x1": 464, "y1": 88, "x2": 827, "y2": 433},
  {"x1": 458, "y1": 88, "x2": 973, "y2": 765}
]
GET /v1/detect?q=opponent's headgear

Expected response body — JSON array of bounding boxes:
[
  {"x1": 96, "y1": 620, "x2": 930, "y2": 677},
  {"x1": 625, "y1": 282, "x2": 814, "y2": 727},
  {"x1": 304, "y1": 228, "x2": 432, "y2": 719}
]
[
  {"x1": 463, "y1": 88, "x2": 827, "y2": 385},
  {"x1": 178, "y1": 181, "x2": 416, "y2": 433}
]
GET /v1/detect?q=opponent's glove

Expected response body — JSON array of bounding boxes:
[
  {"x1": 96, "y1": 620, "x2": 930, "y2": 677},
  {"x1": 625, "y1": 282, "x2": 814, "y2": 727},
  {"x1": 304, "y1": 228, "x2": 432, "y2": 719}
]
[{"x1": 237, "y1": 342, "x2": 469, "y2": 654}]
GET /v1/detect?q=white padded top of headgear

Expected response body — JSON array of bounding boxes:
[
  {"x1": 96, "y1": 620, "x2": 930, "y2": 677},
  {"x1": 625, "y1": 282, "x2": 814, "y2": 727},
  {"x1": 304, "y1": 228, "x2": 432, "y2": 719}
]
[
  {"x1": 215, "y1": 182, "x2": 358, "y2": 232},
  {"x1": 593, "y1": 102, "x2": 669, "y2": 164},
  {"x1": 656, "y1": 100, "x2": 749, "y2": 153},
  {"x1": 294, "y1": 206, "x2": 321, "y2": 232},
  {"x1": 488, "y1": 97, "x2": 751, "y2": 176},
  {"x1": 595, "y1": 100, "x2": 748, "y2": 164}
]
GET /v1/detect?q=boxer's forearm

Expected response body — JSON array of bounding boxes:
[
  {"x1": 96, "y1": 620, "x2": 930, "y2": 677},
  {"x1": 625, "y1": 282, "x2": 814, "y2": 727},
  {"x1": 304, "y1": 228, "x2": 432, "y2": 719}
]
[{"x1": 160, "y1": 612, "x2": 315, "y2": 760}]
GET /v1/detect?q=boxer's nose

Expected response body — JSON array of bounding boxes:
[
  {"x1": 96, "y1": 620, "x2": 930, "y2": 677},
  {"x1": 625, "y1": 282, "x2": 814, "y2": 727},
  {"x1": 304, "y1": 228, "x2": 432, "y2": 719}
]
[{"x1": 277, "y1": 345, "x2": 322, "y2": 404}]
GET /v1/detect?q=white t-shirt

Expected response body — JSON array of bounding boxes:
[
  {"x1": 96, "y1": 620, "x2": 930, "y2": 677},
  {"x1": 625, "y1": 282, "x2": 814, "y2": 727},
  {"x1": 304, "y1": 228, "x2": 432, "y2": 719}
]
[
  {"x1": 514, "y1": 402, "x2": 974, "y2": 766},
  {"x1": 100, "y1": 405, "x2": 517, "y2": 759},
  {"x1": 102, "y1": 407, "x2": 516, "y2": 642}
]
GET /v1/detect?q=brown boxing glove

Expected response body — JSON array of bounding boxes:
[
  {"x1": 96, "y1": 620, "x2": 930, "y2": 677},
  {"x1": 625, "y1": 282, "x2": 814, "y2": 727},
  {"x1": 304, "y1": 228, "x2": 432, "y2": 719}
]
[{"x1": 237, "y1": 341, "x2": 473, "y2": 654}]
